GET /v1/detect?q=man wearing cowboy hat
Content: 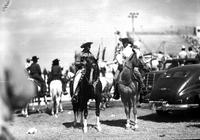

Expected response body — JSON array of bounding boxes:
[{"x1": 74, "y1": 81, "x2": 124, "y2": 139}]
[
  {"x1": 113, "y1": 38, "x2": 145, "y2": 100},
  {"x1": 27, "y1": 56, "x2": 47, "y2": 94},
  {"x1": 80, "y1": 42, "x2": 95, "y2": 64},
  {"x1": 74, "y1": 42, "x2": 96, "y2": 71},
  {"x1": 72, "y1": 41, "x2": 96, "y2": 102}
]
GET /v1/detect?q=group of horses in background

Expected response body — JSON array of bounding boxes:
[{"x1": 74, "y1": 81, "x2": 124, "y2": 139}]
[{"x1": 21, "y1": 68, "x2": 69, "y2": 118}]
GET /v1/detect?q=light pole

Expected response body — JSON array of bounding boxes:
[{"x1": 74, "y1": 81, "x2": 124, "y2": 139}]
[{"x1": 128, "y1": 12, "x2": 139, "y2": 34}]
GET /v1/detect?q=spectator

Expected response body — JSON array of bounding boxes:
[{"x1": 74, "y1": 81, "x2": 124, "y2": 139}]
[
  {"x1": 178, "y1": 45, "x2": 187, "y2": 59},
  {"x1": 187, "y1": 46, "x2": 197, "y2": 58}
]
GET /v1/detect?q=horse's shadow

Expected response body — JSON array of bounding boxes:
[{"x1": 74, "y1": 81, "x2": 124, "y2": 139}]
[
  {"x1": 186, "y1": 124, "x2": 200, "y2": 129},
  {"x1": 138, "y1": 109, "x2": 200, "y2": 123},
  {"x1": 62, "y1": 122, "x2": 99, "y2": 130},
  {"x1": 62, "y1": 122, "x2": 81, "y2": 129},
  {"x1": 101, "y1": 119, "x2": 135, "y2": 128}
]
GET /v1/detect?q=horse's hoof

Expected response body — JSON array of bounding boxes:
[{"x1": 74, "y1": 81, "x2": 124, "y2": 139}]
[
  {"x1": 132, "y1": 124, "x2": 138, "y2": 131},
  {"x1": 54, "y1": 114, "x2": 58, "y2": 118},
  {"x1": 73, "y1": 122, "x2": 77, "y2": 127},
  {"x1": 100, "y1": 107, "x2": 105, "y2": 111},
  {"x1": 36, "y1": 109, "x2": 41, "y2": 113},
  {"x1": 96, "y1": 125, "x2": 102, "y2": 132},
  {"x1": 83, "y1": 127, "x2": 87, "y2": 133},
  {"x1": 125, "y1": 124, "x2": 131, "y2": 129},
  {"x1": 60, "y1": 109, "x2": 64, "y2": 113}
]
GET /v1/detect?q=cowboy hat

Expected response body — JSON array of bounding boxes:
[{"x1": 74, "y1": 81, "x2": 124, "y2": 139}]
[
  {"x1": 31, "y1": 56, "x2": 39, "y2": 61},
  {"x1": 52, "y1": 58, "x2": 60, "y2": 65},
  {"x1": 119, "y1": 38, "x2": 133, "y2": 46},
  {"x1": 80, "y1": 42, "x2": 93, "y2": 48},
  {"x1": 52, "y1": 58, "x2": 60, "y2": 63}
]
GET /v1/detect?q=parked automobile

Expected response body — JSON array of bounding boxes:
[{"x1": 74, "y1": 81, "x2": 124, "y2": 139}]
[
  {"x1": 141, "y1": 58, "x2": 200, "y2": 102},
  {"x1": 149, "y1": 64, "x2": 200, "y2": 115}
]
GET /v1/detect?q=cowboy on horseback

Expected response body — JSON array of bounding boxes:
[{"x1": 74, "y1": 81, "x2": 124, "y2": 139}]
[
  {"x1": 113, "y1": 38, "x2": 145, "y2": 100},
  {"x1": 72, "y1": 41, "x2": 96, "y2": 102},
  {"x1": 27, "y1": 56, "x2": 47, "y2": 95}
]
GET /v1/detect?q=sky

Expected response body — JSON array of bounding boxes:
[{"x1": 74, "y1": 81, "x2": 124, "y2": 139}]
[{"x1": 1, "y1": 0, "x2": 200, "y2": 70}]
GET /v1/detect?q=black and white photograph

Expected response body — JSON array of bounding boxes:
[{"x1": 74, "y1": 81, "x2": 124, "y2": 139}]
[{"x1": 1, "y1": 0, "x2": 200, "y2": 139}]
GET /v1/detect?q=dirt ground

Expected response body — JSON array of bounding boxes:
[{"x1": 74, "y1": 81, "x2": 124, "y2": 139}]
[{"x1": 8, "y1": 101, "x2": 200, "y2": 140}]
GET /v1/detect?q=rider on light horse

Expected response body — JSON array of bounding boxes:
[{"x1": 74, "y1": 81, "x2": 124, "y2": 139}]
[
  {"x1": 48, "y1": 59, "x2": 62, "y2": 83},
  {"x1": 113, "y1": 38, "x2": 145, "y2": 99}
]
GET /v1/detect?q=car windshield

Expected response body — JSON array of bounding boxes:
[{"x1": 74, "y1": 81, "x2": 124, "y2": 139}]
[
  {"x1": 165, "y1": 62, "x2": 179, "y2": 70},
  {"x1": 163, "y1": 70, "x2": 190, "y2": 78}
]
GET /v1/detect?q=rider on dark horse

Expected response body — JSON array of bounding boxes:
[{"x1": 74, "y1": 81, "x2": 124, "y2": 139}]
[
  {"x1": 27, "y1": 56, "x2": 47, "y2": 95},
  {"x1": 113, "y1": 38, "x2": 145, "y2": 100},
  {"x1": 72, "y1": 41, "x2": 96, "y2": 102}
]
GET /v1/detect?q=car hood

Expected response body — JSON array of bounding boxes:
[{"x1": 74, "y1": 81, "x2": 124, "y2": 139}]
[{"x1": 150, "y1": 77, "x2": 190, "y2": 103}]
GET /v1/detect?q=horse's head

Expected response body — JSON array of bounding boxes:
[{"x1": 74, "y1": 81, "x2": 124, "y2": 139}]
[
  {"x1": 85, "y1": 57, "x2": 99, "y2": 84},
  {"x1": 125, "y1": 50, "x2": 139, "y2": 69}
]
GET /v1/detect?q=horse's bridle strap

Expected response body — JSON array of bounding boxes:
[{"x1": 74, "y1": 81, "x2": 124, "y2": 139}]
[{"x1": 124, "y1": 64, "x2": 133, "y2": 70}]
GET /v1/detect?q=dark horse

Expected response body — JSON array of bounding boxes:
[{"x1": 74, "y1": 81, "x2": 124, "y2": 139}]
[
  {"x1": 117, "y1": 51, "x2": 140, "y2": 130},
  {"x1": 71, "y1": 57, "x2": 102, "y2": 133}
]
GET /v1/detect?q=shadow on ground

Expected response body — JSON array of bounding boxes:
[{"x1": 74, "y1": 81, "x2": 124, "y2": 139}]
[
  {"x1": 100, "y1": 119, "x2": 137, "y2": 128},
  {"x1": 138, "y1": 109, "x2": 200, "y2": 123},
  {"x1": 62, "y1": 122, "x2": 99, "y2": 130},
  {"x1": 186, "y1": 124, "x2": 200, "y2": 129}
]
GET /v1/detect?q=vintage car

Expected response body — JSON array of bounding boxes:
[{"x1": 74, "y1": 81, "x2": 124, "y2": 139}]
[
  {"x1": 142, "y1": 58, "x2": 200, "y2": 101},
  {"x1": 149, "y1": 64, "x2": 200, "y2": 115}
]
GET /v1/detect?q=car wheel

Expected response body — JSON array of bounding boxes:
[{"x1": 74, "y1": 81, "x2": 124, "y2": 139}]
[{"x1": 156, "y1": 110, "x2": 169, "y2": 116}]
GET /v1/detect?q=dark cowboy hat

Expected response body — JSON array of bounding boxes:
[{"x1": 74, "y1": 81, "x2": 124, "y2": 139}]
[
  {"x1": 52, "y1": 58, "x2": 60, "y2": 65},
  {"x1": 31, "y1": 56, "x2": 39, "y2": 61},
  {"x1": 80, "y1": 42, "x2": 93, "y2": 48},
  {"x1": 52, "y1": 58, "x2": 60, "y2": 63},
  {"x1": 119, "y1": 38, "x2": 133, "y2": 46}
]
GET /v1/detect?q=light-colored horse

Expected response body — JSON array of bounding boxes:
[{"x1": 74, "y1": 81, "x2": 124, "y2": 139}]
[
  {"x1": 99, "y1": 61, "x2": 115, "y2": 110},
  {"x1": 50, "y1": 80, "x2": 63, "y2": 118},
  {"x1": 21, "y1": 77, "x2": 48, "y2": 117}
]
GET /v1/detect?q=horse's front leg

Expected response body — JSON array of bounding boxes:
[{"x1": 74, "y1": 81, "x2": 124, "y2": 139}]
[
  {"x1": 132, "y1": 95, "x2": 138, "y2": 130},
  {"x1": 124, "y1": 102, "x2": 131, "y2": 129},
  {"x1": 24, "y1": 103, "x2": 29, "y2": 117},
  {"x1": 37, "y1": 96, "x2": 41, "y2": 113},
  {"x1": 44, "y1": 95, "x2": 48, "y2": 108},
  {"x1": 95, "y1": 98, "x2": 101, "y2": 132},
  {"x1": 83, "y1": 103, "x2": 88, "y2": 133},
  {"x1": 73, "y1": 106, "x2": 78, "y2": 126}
]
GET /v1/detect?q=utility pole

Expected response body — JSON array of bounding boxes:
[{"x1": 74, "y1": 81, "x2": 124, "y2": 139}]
[{"x1": 128, "y1": 12, "x2": 139, "y2": 34}]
